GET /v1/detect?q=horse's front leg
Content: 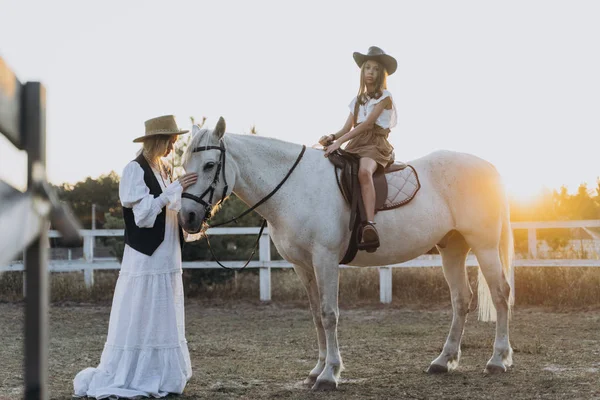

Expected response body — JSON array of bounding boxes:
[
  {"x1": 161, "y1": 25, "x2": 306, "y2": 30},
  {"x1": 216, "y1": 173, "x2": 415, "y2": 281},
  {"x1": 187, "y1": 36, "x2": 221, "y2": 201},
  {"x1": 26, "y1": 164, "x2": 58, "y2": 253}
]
[
  {"x1": 292, "y1": 264, "x2": 327, "y2": 385},
  {"x1": 311, "y1": 248, "x2": 343, "y2": 391}
]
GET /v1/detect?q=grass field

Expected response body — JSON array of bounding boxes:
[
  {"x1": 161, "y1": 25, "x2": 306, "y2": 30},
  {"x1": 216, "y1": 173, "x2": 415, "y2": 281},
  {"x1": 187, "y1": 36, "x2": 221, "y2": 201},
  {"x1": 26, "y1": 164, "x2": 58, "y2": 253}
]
[
  {"x1": 0, "y1": 300, "x2": 599, "y2": 399},
  {"x1": 1, "y1": 267, "x2": 600, "y2": 308}
]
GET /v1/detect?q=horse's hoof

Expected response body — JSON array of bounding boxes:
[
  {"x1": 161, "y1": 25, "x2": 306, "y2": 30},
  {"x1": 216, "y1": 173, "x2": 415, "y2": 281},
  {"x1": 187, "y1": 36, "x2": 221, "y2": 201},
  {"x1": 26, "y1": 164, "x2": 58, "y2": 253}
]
[
  {"x1": 303, "y1": 375, "x2": 317, "y2": 386},
  {"x1": 311, "y1": 379, "x2": 338, "y2": 391},
  {"x1": 427, "y1": 363, "x2": 449, "y2": 374},
  {"x1": 484, "y1": 363, "x2": 507, "y2": 374}
]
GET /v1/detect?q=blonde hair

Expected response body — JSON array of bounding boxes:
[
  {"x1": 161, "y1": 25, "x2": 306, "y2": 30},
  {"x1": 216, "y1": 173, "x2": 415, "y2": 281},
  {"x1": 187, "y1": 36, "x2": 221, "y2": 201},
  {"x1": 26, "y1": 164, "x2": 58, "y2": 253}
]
[
  {"x1": 140, "y1": 136, "x2": 175, "y2": 178},
  {"x1": 357, "y1": 60, "x2": 388, "y2": 104}
]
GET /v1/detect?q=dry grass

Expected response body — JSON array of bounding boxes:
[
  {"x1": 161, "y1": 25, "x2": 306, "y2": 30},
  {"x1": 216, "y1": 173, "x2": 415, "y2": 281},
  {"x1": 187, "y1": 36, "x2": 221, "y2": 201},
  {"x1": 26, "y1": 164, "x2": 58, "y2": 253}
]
[
  {"x1": 1, "y1": 302, "x2": 599, "y2": 399},
  {"x1": 1, "y1": 267, "x2": 600, "y2": 309}
]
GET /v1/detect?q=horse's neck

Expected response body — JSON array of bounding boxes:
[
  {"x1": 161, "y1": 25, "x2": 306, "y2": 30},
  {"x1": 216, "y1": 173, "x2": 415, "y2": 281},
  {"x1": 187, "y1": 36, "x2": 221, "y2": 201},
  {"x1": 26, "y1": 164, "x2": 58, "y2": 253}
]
[{"x1": 224, "y1": 134, "x2": 306, "y2": 220}]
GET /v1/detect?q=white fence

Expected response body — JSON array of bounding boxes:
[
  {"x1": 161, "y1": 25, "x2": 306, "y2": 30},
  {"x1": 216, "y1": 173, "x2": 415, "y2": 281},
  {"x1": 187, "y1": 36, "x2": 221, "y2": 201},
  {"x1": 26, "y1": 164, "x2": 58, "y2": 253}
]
[{"x1": 3, "y1": 220, "x2": 600, "y2": 303}]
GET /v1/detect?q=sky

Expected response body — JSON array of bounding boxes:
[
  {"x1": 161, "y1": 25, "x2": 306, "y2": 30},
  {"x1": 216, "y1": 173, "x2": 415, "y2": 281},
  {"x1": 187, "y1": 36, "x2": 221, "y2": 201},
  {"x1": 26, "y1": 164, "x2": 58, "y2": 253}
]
[{"x1": 0, "y1": 0, "x2": 598, "y2": 199}]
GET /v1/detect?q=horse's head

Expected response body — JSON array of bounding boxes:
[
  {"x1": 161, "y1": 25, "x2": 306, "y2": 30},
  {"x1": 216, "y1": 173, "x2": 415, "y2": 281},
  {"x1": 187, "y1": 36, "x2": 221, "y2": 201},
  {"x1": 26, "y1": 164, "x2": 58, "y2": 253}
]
[{"x1": 179, "y1": 117, "x2": 234, "y2": 233}]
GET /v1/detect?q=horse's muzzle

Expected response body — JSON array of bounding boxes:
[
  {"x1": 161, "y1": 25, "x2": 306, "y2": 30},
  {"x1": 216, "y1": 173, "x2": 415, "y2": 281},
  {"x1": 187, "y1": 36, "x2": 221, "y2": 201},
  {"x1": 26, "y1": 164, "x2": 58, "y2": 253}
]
[{"x1": 178, "y1": 207, "x2": 206, "y2": 234}]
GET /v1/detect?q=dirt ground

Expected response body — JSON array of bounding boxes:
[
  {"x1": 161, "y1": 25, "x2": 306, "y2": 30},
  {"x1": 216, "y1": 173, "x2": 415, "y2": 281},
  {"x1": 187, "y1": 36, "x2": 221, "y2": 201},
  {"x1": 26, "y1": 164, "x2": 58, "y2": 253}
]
[{"x1": 0, "y1": 301, "x2": 599, "y2": 400}]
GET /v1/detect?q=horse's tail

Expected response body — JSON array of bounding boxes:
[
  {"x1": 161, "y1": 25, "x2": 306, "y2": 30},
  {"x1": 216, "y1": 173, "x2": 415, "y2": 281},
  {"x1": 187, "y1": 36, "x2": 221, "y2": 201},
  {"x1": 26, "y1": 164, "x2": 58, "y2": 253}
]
[{"x1": 477, "y1": 198, "x2": 514, "y2": 322}]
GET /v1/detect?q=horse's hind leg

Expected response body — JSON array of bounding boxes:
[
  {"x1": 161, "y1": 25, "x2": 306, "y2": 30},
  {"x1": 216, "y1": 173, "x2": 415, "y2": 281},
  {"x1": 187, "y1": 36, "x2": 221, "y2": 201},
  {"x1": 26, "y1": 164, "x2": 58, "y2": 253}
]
[
  {"x1": 292, "y1": 264, "x2": 327, "y2": 385},
  {"x1": 472, "y1": 246, "x2": 513, "y2": 373},
  {"x1": 428, "y1": 231, "x2": 472, "y2": 373}
]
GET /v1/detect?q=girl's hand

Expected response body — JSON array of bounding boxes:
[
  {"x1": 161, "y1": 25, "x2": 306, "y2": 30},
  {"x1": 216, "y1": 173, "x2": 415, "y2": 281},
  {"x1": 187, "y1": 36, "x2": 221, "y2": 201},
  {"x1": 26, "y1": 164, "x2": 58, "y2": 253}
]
[
  {"x1": 319, "y1": 134, "x2": 335, "y2": 146},
  {"x1": 178, "y1": 173, "x2": 198, "y2": 190},
  {"x1": 323, "y1": 141, "x2": 341, "y2": 157}
]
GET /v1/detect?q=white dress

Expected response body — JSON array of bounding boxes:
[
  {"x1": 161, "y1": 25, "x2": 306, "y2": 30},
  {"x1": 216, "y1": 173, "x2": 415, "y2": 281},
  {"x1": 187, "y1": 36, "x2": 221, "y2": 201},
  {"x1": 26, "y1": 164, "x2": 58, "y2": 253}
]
[{"x1": 73, "y1": 161, "x2": 192, "y2": 399}]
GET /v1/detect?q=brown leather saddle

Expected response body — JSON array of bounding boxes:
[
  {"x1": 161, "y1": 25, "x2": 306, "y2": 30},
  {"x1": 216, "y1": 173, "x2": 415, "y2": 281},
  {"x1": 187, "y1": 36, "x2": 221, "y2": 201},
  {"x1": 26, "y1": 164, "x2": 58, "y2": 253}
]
[{"x1": 328, "y1": 149, "x2": 421, "y2": 264}]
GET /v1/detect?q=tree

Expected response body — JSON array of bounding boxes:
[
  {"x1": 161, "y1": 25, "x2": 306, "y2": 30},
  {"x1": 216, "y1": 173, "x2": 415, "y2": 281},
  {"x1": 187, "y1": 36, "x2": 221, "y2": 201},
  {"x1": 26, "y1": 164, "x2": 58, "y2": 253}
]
[
  {"x1": 53, "y1": 171, "x2": 121, "y2": 229},
  {"x1": 509, "y1": 183, "x2": 600, "y2": 255}
]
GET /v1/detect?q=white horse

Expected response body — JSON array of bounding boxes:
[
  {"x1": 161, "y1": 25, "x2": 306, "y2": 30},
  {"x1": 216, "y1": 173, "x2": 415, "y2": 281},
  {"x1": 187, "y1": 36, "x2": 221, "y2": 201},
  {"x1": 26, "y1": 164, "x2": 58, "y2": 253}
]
[{"x1": 179, "y1": 118, "x2": 514, "y2": 390}]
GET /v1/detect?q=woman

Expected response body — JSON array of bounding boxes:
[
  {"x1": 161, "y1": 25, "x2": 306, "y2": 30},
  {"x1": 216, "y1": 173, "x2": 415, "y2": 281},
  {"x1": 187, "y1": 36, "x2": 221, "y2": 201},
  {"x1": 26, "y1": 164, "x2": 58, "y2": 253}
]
[{"x1": 74, "y1": 115, "x2": 198, "y2": 399}]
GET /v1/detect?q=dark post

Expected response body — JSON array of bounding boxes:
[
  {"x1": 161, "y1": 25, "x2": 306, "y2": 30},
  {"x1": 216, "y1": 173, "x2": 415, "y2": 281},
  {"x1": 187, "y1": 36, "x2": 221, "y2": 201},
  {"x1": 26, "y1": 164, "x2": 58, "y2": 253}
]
[{"x1": 22, "y1": 82, "x2": 48, "y2": 400}]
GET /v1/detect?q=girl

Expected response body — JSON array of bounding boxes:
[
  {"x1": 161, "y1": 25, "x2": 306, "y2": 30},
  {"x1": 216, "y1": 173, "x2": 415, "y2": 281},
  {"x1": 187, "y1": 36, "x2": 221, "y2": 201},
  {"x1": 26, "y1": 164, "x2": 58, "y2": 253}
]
[
  {"x1": 74, "y1": 115, "x2": 198, "y2": 399},
  {"x1": 321, "y1": 46, "x2": 397, "y2": 251}
]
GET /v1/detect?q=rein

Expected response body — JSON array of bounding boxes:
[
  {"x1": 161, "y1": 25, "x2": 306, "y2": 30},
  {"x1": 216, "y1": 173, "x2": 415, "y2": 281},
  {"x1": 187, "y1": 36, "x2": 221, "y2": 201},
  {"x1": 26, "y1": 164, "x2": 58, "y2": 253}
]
[{"x1": 182, "y1": 142, "x2": 307, "y2": 270}]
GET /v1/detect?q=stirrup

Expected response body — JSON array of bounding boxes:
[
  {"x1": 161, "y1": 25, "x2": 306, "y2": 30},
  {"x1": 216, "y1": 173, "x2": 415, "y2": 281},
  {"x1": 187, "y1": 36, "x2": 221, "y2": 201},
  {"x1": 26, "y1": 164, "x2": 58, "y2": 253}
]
[{"x1": 357, "y1": 221, "x2": 380, "y2": 252}]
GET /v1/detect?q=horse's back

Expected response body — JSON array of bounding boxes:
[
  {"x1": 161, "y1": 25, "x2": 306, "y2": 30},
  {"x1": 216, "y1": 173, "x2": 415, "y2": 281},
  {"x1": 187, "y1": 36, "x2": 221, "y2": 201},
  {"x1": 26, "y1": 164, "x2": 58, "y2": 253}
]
[
  {"x1": 410, "y1": 150, "x2": 500, "y2": 177},
  {"x1": 410, "y1": 150, "x2": 508, "y2": 238}
]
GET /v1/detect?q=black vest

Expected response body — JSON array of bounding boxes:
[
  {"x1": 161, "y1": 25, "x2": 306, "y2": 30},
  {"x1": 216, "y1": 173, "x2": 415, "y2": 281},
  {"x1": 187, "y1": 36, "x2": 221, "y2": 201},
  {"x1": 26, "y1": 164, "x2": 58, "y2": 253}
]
[{"x1": 122, "y1": 154, "x2": 183, "y2": 256}]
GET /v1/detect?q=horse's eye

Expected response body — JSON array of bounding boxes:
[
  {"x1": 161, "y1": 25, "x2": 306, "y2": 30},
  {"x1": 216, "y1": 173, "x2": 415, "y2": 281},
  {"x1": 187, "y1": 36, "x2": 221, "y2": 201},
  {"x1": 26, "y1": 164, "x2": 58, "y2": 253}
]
[{"x1": 204, "y1": 162, "x2": 215, "y2": 171}]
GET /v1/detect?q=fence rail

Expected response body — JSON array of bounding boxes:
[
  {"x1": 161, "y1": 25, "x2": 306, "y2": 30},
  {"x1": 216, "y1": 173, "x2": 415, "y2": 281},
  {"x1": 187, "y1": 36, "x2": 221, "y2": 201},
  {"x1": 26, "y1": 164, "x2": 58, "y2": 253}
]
[{"x1": 3, "y1": 220, "x2": 600, "y2": 303}]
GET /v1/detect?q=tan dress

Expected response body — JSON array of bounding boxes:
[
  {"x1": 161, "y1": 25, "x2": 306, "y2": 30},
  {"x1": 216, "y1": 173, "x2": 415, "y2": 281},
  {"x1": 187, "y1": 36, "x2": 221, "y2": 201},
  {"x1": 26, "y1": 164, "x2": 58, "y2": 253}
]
[{"x1": 343, "y1": 90, "x2": 396, "y2": 169}]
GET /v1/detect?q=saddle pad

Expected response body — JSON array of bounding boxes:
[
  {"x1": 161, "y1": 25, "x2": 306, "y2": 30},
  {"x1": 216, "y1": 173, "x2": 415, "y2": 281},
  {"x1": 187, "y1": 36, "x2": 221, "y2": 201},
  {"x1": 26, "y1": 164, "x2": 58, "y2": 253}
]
[{"x1": 380, "y1": 165, "x2": 420, "y2": 210}]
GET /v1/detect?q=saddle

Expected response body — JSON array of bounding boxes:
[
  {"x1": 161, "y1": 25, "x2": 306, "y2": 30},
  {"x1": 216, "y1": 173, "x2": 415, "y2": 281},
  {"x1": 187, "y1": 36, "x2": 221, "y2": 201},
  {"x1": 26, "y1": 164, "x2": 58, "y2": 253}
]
[{"x1": 328, "y1": 149, "x2": 421, "y2": 264}]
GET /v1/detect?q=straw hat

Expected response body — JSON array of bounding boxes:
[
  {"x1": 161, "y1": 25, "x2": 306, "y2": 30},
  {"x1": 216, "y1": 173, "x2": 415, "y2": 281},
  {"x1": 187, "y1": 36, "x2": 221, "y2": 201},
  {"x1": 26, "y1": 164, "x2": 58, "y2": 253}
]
[
  {"x1": 132, "y1": 115, "x2": 189, "y2": 143},
  {"x1": 353, "y1": 46, "x2": 397, "y2": 76}
]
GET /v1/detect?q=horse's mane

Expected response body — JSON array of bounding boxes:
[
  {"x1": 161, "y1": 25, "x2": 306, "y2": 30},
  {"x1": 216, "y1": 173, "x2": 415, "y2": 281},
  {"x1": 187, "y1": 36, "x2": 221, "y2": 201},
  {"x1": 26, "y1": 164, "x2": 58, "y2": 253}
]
[{"x1": 184, "y1": 124, "x2": 304, "y2": 164}]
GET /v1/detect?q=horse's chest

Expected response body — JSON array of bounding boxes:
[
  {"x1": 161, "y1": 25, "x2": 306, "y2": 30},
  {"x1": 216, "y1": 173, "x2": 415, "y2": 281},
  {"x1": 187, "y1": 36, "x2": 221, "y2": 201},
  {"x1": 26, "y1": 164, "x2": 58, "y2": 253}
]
[{"x1": 268, "y1": 226, "x2": 311, "y2": 265}]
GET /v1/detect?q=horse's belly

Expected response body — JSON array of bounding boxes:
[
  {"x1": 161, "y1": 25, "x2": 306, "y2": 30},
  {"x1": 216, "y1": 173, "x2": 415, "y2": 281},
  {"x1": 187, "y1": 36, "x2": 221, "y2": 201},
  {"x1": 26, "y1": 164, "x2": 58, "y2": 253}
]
[
  {"x1": 349, "y1": 244, "x2": 430, "y2": 266},
  {"x1": 347, "y1": 195, "x2": 452, "y2": 267}
]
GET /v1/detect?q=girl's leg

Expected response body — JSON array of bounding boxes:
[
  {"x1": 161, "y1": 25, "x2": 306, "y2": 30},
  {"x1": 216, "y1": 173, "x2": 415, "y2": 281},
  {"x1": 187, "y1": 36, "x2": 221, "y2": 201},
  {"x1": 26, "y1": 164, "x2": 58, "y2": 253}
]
[{"x1": 358, "y1": 157, "x2": 378, "y2": 221}]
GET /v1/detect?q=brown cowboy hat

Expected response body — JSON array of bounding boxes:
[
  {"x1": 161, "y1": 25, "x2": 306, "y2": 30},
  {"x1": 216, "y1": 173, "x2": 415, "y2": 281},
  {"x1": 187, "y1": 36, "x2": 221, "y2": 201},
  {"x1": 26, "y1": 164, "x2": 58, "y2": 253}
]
[
  {"x1": 353, "y1": 46, "x2": 397, "y2": 76},
  {"x1": 132, "y1": 115, "x2": 189, "y2": 143}
]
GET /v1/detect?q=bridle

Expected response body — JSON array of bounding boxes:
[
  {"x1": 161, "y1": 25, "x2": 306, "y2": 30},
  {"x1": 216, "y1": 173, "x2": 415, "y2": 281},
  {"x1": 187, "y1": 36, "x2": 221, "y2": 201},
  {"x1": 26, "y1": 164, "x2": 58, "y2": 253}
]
[
  {"x1": 181, "y1": 141, "x2": 229, "y2": 224},
  {"x1": 181, "y1": 139, "x2": 306, "y2": 270}
]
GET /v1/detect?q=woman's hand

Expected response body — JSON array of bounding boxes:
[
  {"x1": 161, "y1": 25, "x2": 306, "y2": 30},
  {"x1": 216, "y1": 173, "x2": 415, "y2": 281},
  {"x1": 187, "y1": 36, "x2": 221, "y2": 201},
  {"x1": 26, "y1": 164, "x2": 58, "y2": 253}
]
[
  {"x1": 178, "y1": 173, "x2": 198, "y2": 190},
  {"x1": 318, "y1": 134, "x2": 335, "y2": 146},
  {"x1": 323, "y1": 141, "x2": 341, "y2": 157}
]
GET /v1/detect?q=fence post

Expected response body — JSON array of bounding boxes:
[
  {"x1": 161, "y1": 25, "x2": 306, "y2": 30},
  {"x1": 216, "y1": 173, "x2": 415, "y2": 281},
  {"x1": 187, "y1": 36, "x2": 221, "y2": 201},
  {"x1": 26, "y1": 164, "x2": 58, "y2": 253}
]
[
  {"x1": 91, "y1": 204, "x2": 96, "y2": 258},
  {"x1": 379, "y1": 266, "x2": 392, "y2": 304},
  {"x1": 259, "y1": 231, "x2": 271, "y2": 301},
  {"x1": 82, "y1": 234, "x2": 94, "y2": 287},
  {"x1": 23, "y1": 81, "x2": 49, "y2": 399},
  {"x1": 528, "y1": 228, "x2": 537, "y2": 259}
]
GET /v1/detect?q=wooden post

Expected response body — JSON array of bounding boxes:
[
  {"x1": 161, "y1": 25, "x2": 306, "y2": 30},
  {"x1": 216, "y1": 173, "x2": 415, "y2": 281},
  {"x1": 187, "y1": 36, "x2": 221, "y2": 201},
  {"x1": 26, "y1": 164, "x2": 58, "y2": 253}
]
[
  {"x1": 259, "y1": 231, "x2": 271, "y2": 301},
  {"x1": 528, "y1": 228, "x2": 537, "y2": 259},
  {"x1": 83, "y1": 234, "x2": 94, "y2": 287},
  {"x1": 83, "y1": 235, "x2": 93, "y2": 261},
  {"x1": 91, "y1": 204, "x2": 96, "y2": 258},
  {"x1": 379, "y1": 266, "x2": 392, "y2": 304},
  {"x1": 2, "y1": 57, "x2": 80, "y2": 400},
  {"x1": 84, "y1": 205, "x2": 96, "y2": 287},
  {"x1": 83, "y1": 268, "x2": 94, "y2": 288},
  {"x1": 23, "y1": 81, "x2": 48, "y2": 400}
]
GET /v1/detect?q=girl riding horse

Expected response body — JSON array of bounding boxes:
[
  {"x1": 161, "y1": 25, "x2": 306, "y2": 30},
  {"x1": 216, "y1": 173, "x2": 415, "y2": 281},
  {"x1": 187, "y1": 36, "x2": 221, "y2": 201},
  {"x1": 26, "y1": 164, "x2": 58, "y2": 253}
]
[{"x1": 321, "y1": 46, "x2": 398, "y2": 252}]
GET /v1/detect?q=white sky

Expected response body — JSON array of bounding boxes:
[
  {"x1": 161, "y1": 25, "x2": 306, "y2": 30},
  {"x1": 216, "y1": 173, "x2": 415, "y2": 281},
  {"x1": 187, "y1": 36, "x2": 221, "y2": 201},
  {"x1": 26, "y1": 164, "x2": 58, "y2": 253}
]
[{"x1": 0, "y1": 0, "x2": 598, "y2": 199}]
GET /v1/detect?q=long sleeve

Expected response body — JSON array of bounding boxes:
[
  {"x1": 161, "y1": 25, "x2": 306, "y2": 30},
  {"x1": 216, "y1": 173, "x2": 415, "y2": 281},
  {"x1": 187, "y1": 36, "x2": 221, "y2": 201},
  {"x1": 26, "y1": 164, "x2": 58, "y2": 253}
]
[
  {"x1": 163, "y1": 179, "x2": 183, "y2": 212},
  {"x1": 119, "y1": 162, "x2": 182, "y2": 228}
]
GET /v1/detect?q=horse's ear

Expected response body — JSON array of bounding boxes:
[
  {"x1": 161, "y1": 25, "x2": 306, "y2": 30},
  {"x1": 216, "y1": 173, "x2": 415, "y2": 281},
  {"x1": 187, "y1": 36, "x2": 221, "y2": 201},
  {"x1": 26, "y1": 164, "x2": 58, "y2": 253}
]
[
  {"x1": 214, "y1": 117, "x2": 226, "y2": 140},
  {"x1": 192, "y1": 124, "x2": 201, "y2": 136}
]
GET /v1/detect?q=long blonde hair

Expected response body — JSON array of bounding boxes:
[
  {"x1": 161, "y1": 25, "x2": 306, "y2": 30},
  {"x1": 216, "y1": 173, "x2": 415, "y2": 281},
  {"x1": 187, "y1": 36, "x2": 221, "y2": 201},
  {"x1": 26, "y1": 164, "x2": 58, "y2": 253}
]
[
  {"x1": 357, "y1": 60, "x2": 388, "y2": 104},
  {"x1": 140, "y1": 136, "x2": 173, "y2": 175}
]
